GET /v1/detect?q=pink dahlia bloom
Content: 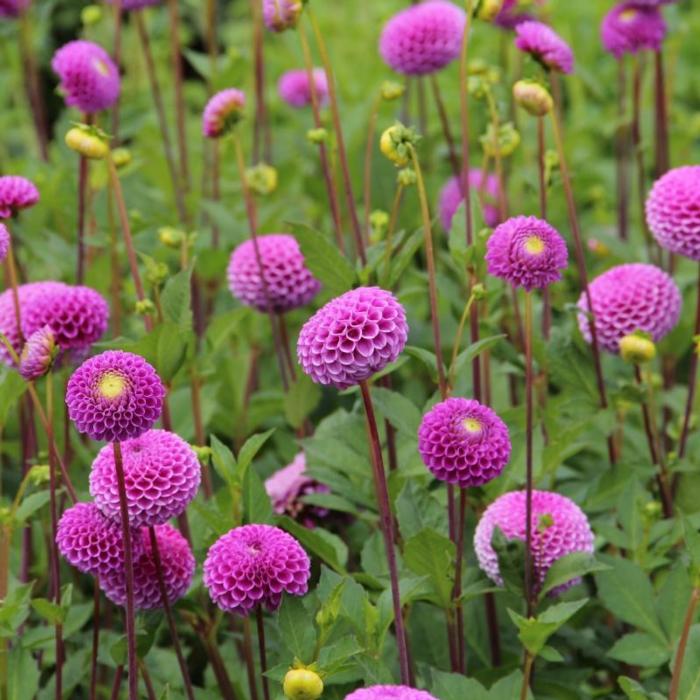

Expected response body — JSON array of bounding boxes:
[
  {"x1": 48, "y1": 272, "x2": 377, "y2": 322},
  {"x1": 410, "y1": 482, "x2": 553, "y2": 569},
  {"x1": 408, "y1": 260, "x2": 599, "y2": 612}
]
[
  {"x1": 262, "y1": 0, "x2": 302, "y2": 32},
  {"x1": 0, "y1": 223, "x2": 8, "y2": 262},
  {"x1": 577, "y1": 263, "x2": 681, "y2": 354},
  {"x1": 646, "y1": 166, "x2": 700, "y2": 260},
  {"x1": 486, "y1": 215, "x2": 568, "y2": 291},
  {"x1": 474, "y1": 490, "x2": 594, "y2": 591},
  {"x1": 227, "y1": 234, "x2": 320, "y2": 313},
  {"x1": 65, "y1": 350, "x2": 165, "y2": 443},
  {"x1": 278, "y1": 69, "x2": 329, "y2": 108},
  {"x1": 0, "y1": 0, "x2": 29, "y2": 18},
  {"x1": 51, "y1": 40, "x2": 120, "y2": 114},
  {"x1": 438, "y1": 170, "x2": 501, "y2": 231},
  {"x1": 202, "y1": 88, "x2": 246, "y2": 138},
  {"x1": 298, "y1": 286, "x2": 409, "y2": 390},
  {"x1": 601, "y1": 2, "x2": 666, "y2": 59},
  {"x1": 101, "y1": 524, "x2": 195, "y2": 610},
  {"x1": 57, "y1": 502, "x2": 141, "y2": 577},
  {"x1": 515, "y1": 21, "x2": 574, "y2": 74},
  {"x1": 418, "y1": 398, "x2": 511, "y2": 488},
  {"x1": 345, "y1": 687, "x2": 438, "y2": 700},
  {"x1": 90, "y1": 429, "x2": 201, "y2": 527},
  {"x1": 105, "y1": 0, "x2": 161, "y2": 9},
  {"x1": 379, "y1": 1, "x2": 466, "y2": 76},
  {"x1": 19, "y1": 325, "x2": 57, "y2": 381},
  {"x1": 494, "y1": 0, "x2": 534, "y2": 30},
  {"x1": 203, "y1": 524, "x2": 310, "y2": 615},
  {"x1": 0, "y1": 175, "x2": 39, "y2": 219}
]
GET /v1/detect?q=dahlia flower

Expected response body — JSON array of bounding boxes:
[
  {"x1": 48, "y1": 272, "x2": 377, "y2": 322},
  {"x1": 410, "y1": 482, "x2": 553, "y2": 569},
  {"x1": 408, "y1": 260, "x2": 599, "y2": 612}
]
[
  {"x1": 344, "y1": 687, "x2": 439, "y2": 700},
  {"x1": 278, "y1": 69, "x2": 329, "y2": 108},
  {"x1": 0, "y1": 175, "x2": 39, "y2": 219},
  {"x1": 515, "y1": 20, "x2": 574, "y2": 74},
  {"x1": 19, "y1": 325, "x2": 57, "y2": 381},
  {"x1": 202, "y1": 88, "x2": 246, "y2": 138},
  {"x1": 601, "y1": 2, "x2": 666, "y2": 59},
  {"x1": 262, "y1": 0, "x2": 302, "y2": 32},
  {"x1": 438, "y1": 170, "x2": 501, "y2": 231}
]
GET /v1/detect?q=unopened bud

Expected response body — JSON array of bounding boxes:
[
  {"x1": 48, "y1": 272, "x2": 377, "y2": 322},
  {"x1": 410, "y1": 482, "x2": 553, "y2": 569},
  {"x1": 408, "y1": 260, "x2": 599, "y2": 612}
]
[
  {"x1": 480, "y1": 122, "x2": 520, "y2": 158},
  {"x1": 28, "y1": 464, "x2": 51, "y2": 487},
  {"x1": 476, "y1": 0, "x2": 504, "y2": 21},
  {"x1": 111, "y1": 147, "x2": 132, "y2": 169},
  {"x1": 135, "y1": 299, "x2": 156, "y2": 316},
  {"x1": 246, "y1": 163, "x2": 278, "y2": 196},
  {"x1": 81, "y1": 4, "x2": 102, "y2": 26},
  {"x1": 159, "y1": 227, "x2": 185, "y2": 249},
  {"x1": 380, "y1": 122, "x2": 419, "y2": 167},
  {"x1": 283, "y1": 668, "x2": 324, "y2": 700},
  {"x1": 381, "y1": 81, "x2": 405, "y2": 101},
  {"x1": 192, "y1": 445, "x2": 212, "y2": 463},
  {"x1": 65, "y1": 125, "x2": 109, "y2": 160},
  {"x1": 643, "y1": 500, "x2": 662, "y2": 519},
  {"x1": 619, "y1": 333, "x2": 656, "y2": 364},
  {"x1": 472, "y1": 283, "x2": 486, "y2": 301},
  {"x1": 513, "y1": 80, "x2": 553, "y2": 117},
  {"x1": 306, "y1": 128, "x2": 328, "y2": 144},
  {"x1": 397, "y1": 168, "x2": 417, "y2": 187}
]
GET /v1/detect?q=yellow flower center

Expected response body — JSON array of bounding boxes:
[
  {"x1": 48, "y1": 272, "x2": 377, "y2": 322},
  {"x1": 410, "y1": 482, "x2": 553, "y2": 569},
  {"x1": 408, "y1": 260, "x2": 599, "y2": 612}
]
[
  {"x1": 98, "y1": 372, "x2": 127, "y2": 399},
  {"x1": 463, "y1": 418, "x2": 482, "y2": 434},
  {"x1": 92, "y1": 58, "x2": 110, "y2": 77},
  {"x1": 524, "y1": 235, "x2": 545, "y2": 255},
  {"x1": 619, "y1": 8, "x2": 638, "y2": 22}
]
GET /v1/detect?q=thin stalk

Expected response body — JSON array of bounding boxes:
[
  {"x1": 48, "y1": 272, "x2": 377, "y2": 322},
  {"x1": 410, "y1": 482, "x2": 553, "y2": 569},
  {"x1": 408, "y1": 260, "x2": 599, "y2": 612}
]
[
  {"x1": 111, "y1": 0, "x2": 124, "y2": 139},
  {"x1": 76, "y1": 112, "x2": 93, "y2": 285},
  {"x1": 448, "y1": 290, "x2": 477, "y2": 387},
  {"x1": 382, "y1": 185, "x2": 404, "y2": 283},
  {"x1": 140, "y1": 661, "x2": 157, "y2": 700},
  {"x1": 242, "y1": 616, "x2": 260, "y2": 700},
  {"x1": 484, "y1": 89, "x2": 508, "y2": 220},
  {"x1": 669, "y1": 587, "x2": 700, "y2": 700},
  {"x1": 110, "y1": 665, "x2": 124, "y2": 700},
  {"x1": 168, "y1": 0, "x2": 190, "y2": 189},
  {"x1": 520, "y1": 652, "x2": 534, "y2": 700},
  {"x1": 250, "y1": 0, "x2": 271, "y2": 163},
  {"x1": 255, "y1": 608, "x2": 270, "y2": 700},
  {"x1": 616, "y1": 60, "x2": 630, "y2": 241},
  {"x1": 276, "y1": 313, "x2": 297, "y2": 383},
  {"x1": 190, "y1": 367, "x2": 213, "y2": 498},
  {"x1": 454, "y1": 488, "x2": 468, "y2": 673},
  {"x1": 5, "y1": 242, "x2": 22, "y2": 339},
  {"x1": 524, "y1": 292, "x2": 535, "y2": 616},
  {"x1": 537, "y1": 117, "x2": 551, "y2": 340},
  {"x1": 653, "y1": 50, "x2": 670, "y2": 179},
  {"x1": 458, "y1": 0, "x2": 475, "y2": 248},
  {"x1": 89, "y1": 577, "x2": 100, "y2": 700},
  {"x1": 429, "y1": 76, "x2": 460, "y2": 177},
  {"x1": 107, "y1": 189, "x2": 122, "y2": 337},
  {"x1": 363, "y1": 92, "x2": 382, "y2": 237}
]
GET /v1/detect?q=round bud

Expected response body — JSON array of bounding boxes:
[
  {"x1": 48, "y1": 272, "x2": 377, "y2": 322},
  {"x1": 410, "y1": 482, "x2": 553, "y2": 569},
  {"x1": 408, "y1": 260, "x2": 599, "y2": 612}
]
[
  {"x1": 283, "y1": 669, "x2": 324, "y2": 700},
  {"x1": 476, "y1": 0, "x2": 503, "y2": 21},
  {"x1": 135, "y1": 299, "x2": 156, "y2": 316},
  {"x1": 380, "y1": 123, "x2": 418, "y2": 167},
  {"x1": 472, "y1": 283, "x2": 486, "y2": 301},
  {"x1": 381, "y1": 81, "x2": 405, "y2": 101},
  {"x1": 246, "y1": 163, "x2": 278, "y2": 196},
  {"x1": 306, "y1": 128, "x2": 328, "y2": 145},
  {"x1": 619, "y1": 333, "x2": 656, "y2": 364},
  {"x1": 397, "y1": 168, "x2": 417, "y2": 187},
  {"x1": 587, "y1": 238, "x2": 610, "y2": 258},
  {"x1": 159, "y1": 227, "x2": 185, "y2": 248},
  {"x1": 111, "y1": 147, "x2": 132, "y2": 169},
  {"x1": 513, "y1": 80, "x2": 553, "y2": 117},
  {"x1": 81, "y1": 5, "x2": 102, "y2": 26},
  {"x1": 481, "y1": 122, "x2": 520, "y2": 158},
  {"x1": 65, "y1": 127, "x2": 109, "y2": 160},
  {"x1": 643, "y1": 500, "x2": 662, "y2": 520}
]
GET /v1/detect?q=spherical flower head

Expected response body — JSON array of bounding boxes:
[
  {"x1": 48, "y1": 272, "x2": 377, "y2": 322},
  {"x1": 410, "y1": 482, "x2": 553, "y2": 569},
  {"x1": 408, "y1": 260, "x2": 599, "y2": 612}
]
[
  {"x1": 646, "y1": 166, "x2": 700, "y2": 260},
  {"x1": 438, "y1": 170, "x2": 501, "y2": 231},
  {"x1": 379, "y1": 1, "x2": 466, "y2": 76},
  {"x1": 297, "y1": 287, "x2": 409, "y2": 390},
  {"x1": 51, "y1": 40, "x2": 120, "y2": 113},
  {"x1": 19, "y1": 325, "x2": 57, "y2": 381},
  {"x1": 513, "y1": 79, "x2": 553, "y2": 117},
  {"x1": 486, "y1": 215, "x2": 568, "y2": 291},
  {"x1": 344, "y1": 686, "x2": 439, "y2": 700},
  {"x1": 418, "y1": 398, "x2": 511, "y2": 488},
  {"x1": 284, "y1": 668, "x2": 324, "y2": 700},
  {"x1": 577, "y1": 263, "x2": 681, "y2": 354},
  {"x1": 227, "y1": 234, "x2": 321, "y2": 313},
  {"x1": 0, "y1": 175, "x2": 39, "y2": 219},
  {"x1": 262, "y1": 0, "x2": 303, "y2": 32},
  {"x1": 65, "y1": 350, "x2": 165, "y2": 443},
  {"x1": 203, "y1": 524, "x2": 310, "y2": 615},
  {"x1": 515, "y1": 21, "x2": 574, "y2": 74},
  {"x1": 0, "y1": 0, "x2": 29, "y2": 18},
  {"x1": 0, "y1": 223, "x2": 8, "y2": 262},
  {"x1": 494, "y1": 0, "x2": 533, "y2": 30},
  {"x1": 278, "y1": 69, "x2": 329, "y2": 109},
  {"x1": 601, "y1": 2, "x2": 666, "y2": 59},
  {"x1": 202, "y1": 88, "x2": 246, "y2": 138},
  {"x1": 101, "y1": 524, "x2": 195, "y2": 610},
  {"x1": 90, "y1": 429, "x2": 201, "y2": 527},
  {"x1": 56, "y1": 502, "x2": 141, "y2": 577},
  {"x1": 474, "y1": 490, "x2": 594, "y2": 592},
  {"x1": 105, "y1": 0, "x2": 161, "y2": 9}
]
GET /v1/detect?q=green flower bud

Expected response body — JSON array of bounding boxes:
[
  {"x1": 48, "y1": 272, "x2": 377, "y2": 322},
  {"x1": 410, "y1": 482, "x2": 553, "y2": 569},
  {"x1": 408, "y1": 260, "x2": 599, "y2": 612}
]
[
  {"x1": 380, "y1": 81, "x2": 405, "y2": 101},
  {"x1": 245, "y1": 163, "x2": 278, "y2": 196},
  {"x1": 159, "y1": 227, "x2": 185, "y2": 249},
  {"x1": 28, "y1": 464, "x2": 50, "y2": 487},
  {"x1": 81, "y1": 4, "x2": 102, "y2": 26},
  {"x1": 65, "y1": 125, "x2": 109, "y2": 160},
  {"x1": 306, "y1": 128, "x2": 328, "y2": 144},
  {"x1": 476, "y1": 0, "x2": 504, "y2": 21},
  {"x1": 283, "y1": 668, "x2": 324, "y2": 700},
  {"x1": 480, "y1": 122, "x2": 520, "y2": 158},
  {"x1": 192, "y1": 445, "x2": 212, "y2": 463},
  {"x1": 513, "y1": 79, "x2": 553, "y2": 117},
  {"x1": 380, "y1": 122, "x2": 419, "y2": 167},
  {"x1": 111, "y1": 147, "x2": 132, "y2": 169},
  {"x1": 135, "y1": 299, "x2": 156, "y2": 316},
  {"x1": 619, "y1": 333, "x2": 656, "y2": 364},
  {"x1": 472, "y1": 283, "x2": 486, "y2": 301},
  {"x1": 145, "y1": 259, "x2": 169, "y2": 287},
  {"x1": 397, "y1": 168, "x2": 417, "y2": 187}
]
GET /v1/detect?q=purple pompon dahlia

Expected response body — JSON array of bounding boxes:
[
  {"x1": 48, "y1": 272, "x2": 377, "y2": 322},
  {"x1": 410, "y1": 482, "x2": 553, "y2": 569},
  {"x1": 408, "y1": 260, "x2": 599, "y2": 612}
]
[
  {"x1": 486, "y1": 215, "x2": 568, "y2": 291},
  {"x1": 577, "y1": 263, "x2": 681, "y2": 354},
  {"x1": 0, "y1": 175, "x2": 39, "y2": 219},
  {"x1": 379, "y1": 1, "x2": 466, "y2": 76},
  {"x1": 105, "y1": 0, "x2": 161, "y2": 9},
  {"x1": 438, "y1": 170, "x2": 501, "y2": 231},
  {"x1": 0, "y1": 0, "x2": 29, "y2": 18},
  {"x1": 227, "y1": 234, "x2": 320, "y2": 313},
  {"x1": 474, "y1": 490, "x2": 594, "y2": 591},
  {"x1": 418, "y1": 398, "x2": 511, "y2": 488},
  {"x1": 101, "y1": 524, "x2": 195, "y2": 610},
  {"x1": 494, "y1": 0, "x2": 534, "y2": 30},
  {"x1": 297, "y1": 286, "x2": 409, "y2": 390},
  {"x1": 515, "y1": 21, "x2": 574, "y2": 74},
  {"x1": 51, "y1": 40, "x2": 120, "y2": 114},
  {"x1": 90, "y1": 429, "x2": 201, "y2": 527},
  {"x1": 203, "y1": 524, "x2": 310, "y2": 615},
  {"x1": 344, "y1": 687, "x2": 439, "y2": 700},
  {"x1": 646, "y1": 166, "x2": 700, "y2": 260},
  {"x1": 57, "y1": 502, "x2": 141, "y2": 577},
  {"x1": 262, "y1": 0, "x2": 303, "y2": 32},
  {"x1": 601, "y1": 2, "x2": 666, "y2": 59},
  {"x1": 0, "y1": 223, "x2": 8, "y2": 262},
  {"x1": 265, "y1": 452, "x2": 330, "y2": 527},
  {"x1": 65, "y1": 350, "x2": 165, "y2": 443},
  {"x1": 19, "y1": 325, "x2": 57, "y2": 381},
  {"x1": 202, "y1": 88, "x2": 246, "y2": 138},
  {"x1": 278, "y1": 69, "x2": 329, "y2": 109}
]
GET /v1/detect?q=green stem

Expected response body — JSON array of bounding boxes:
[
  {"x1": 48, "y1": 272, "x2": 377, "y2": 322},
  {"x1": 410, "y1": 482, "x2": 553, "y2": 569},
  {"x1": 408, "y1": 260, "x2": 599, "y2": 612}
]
[
  {"x1": 520, "y1": 652, "x2": 534, "y2": 700},
  {"x1": 448, "y1": 291, "x2": 477, "y2": 387},
  {"x1": 669, "y1": 587, "x2": 700, "y2": 700}
]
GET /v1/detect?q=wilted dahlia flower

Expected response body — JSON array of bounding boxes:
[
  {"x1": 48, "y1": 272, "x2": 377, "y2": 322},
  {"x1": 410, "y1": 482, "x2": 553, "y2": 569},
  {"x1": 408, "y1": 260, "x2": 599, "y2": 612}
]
[
  {"x1": 438, "y1": 170, "x2": 501, "y2": 231},
  {"x1": 418, "y1": 398, "x2": 511, "y2": 488},
  {"x1": 577, "y1": 263, "x2": 681, "y2": 354},
  {"x1": 278, "y1": 69, "x2": 329, "y2": 108},
  {"x1": 486, "y1": 215, "x2": 568, "y2": 291},
  {"x1": 297, "y1": 286, "x2": 408, "y2": 390},
  {"x1": 51, "y1": 40, "x2": 120, "y2": 113},
  {"x1": 202, "y1": 88, "x2": 246, "y2": 138},
  {"x1": 101, "y1": 524, "x2": 195, "y2": 610},
  {"x1": 646, "y1": 166, "x2": 700, "y2": 260},
  {"x1": 65, "y1": 350, "x2": 165, "y2": 443},
  {"x1": 203, "y1": 524, "x2": 310, "y2": 615},
  {"x1": 19, "y1": 325, "x2": 57, "y2": 381},
  {"x1": 515, "y1": 20, "x2": 574, "y2": 74},
  {"x1": 474, "y1": 490, "x2": 594, "y2": 590},
  {"x1": 0, "y1": 223, "x2": 8, "y2": 262},
  {"x1": 379, "y1": 1, "x2": 466, "y2": 76},
  {"x1": 345, "y1": 687, "x2": 438, "y2": 700},
  {"x1": 262, "y1": 0, "x2": 302, "y2": 32},
  {"x1": 0, "y1": 175, "x2": 39, "y2": 219},
  {"x1": 90, "y1": 429, "x2": 201, "y2": 527},
  {"x1": 601, "y1": 2, "x2": 666, "y2": 59},
  {"x1": 227, "y1": 234, "x2": 321, "y2": 313}
]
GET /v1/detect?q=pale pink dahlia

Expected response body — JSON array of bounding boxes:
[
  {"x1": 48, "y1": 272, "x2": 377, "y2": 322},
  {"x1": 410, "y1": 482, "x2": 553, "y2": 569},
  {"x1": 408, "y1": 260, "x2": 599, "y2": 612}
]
[
  {"x1": 646, "y1": 166, "x2": 700, "y2": 260},
  {"x1": 19, "y1": 325, "x2": 57, "y2": 381},
  {"x1": 577, "y1": 263, "x2": 681, "y2": 354},
  {"x1": 51, "y1": 40, "x2": 120, "y2": 113},
  {"x1": 515, "y1": 21, "x2": 574, "y2": 74},
  {"x1": 297, "y1": 286, "x2": 408, "y2": 390},
  {"x1": 601, "y1": 2, "x2": 666, "y2": 59},
  {"x1": 262, "y1": 0, "x2": 302, "y2": 32},
  {"x1": 486, "y1": 215, "x2": 568, "y2": 291},
  {"x1": 227, "y1": 234, "x2": 320, "y2": 313},
  {"x1": 379, "y1": 1, "x2": 466, "y2": 76},
  {"x1": 345, "y1": 687, "x2": 438, "y2": 700},
  {"x1": 0, "y1": 175, "x2": 39, "y2": 219},
  {"x1": 438, "y1": 170, "x2": 501, "y2": 231},
  {"x1": 202, "y1": 88, "x2": 246, "y2": 138},
  {"x1": 0, "y1": 223, "x2": 8, "y2": 262},
  {"x1": 65, "y1": 350, "x2": 165, "y2": 443},
  {"x1": 0, "y1": 0, "x2": 29, "y2": 18},
  {"x1": 203, "y1": 524, "x2": 310, "y2": 615},
  {"x1": 278, "y1": 69, "x2": 329, "y2": 108},
  {"x1": 474, "y1": 490, "x2": 594, "y2": 591}
]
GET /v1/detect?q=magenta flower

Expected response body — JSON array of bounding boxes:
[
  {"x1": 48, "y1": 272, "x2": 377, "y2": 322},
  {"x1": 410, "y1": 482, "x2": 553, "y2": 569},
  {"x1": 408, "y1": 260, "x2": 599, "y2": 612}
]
[
  {"x1": 19, "y1": 325, "x2": 57, "y2": 381},
  {"x1": 345, "y1": 687, "x2": 438, "y2": 700},
  {"x1": 227, "y1": 234, "x2": 320, "y2": 313},
  {"x1": 51, "y1": 40, "x2": 120, "y2": 114},
  {"x1": 278, "y1": 69, "x2": 328, "y2": 109},
  {"x1": 515, "y1": 21, "x2": 574, "y2": 74},
  {"x1": 202, "y1": 88, "x2": 246, "y2": 138},
  {"x1": 474, "y1": 490, "x2": 594, "y2": 592},
  {"x1": 297, "y1": 286, "x2": 409, "y2": 390},
  {"x1": 203, "y1": 524, "x2": 310, "y2": 615},
  {"x1": 65, "y1": 350, "x2": 165, "y2": 443},
  {"x1": 0, "y1": 223, "x2": 8, "y2": 262},
  {"x1": 379, "y1": 1, "x2": 466, "y2": 76},
  {"x1": 577, "y1": 263, "x2": 681, "y2": 354},
  {"x1": 90, "y1": 429, "x2": 201, "y2": 527},
  {"x1": 105, "y1": 0, "x2": 161, "y2": 9},
  {"x1": 262, "y1": 0, "x2": 302, "y2": 32},
  {"x1": 494, "y1": 0, "x2": 534, "y2": 30},
  {"x1": 646, "y1": 166, "x2": 700, "y2": 261},
  {"x1": 438, "y1": 170, "x2": 502, "y2": 231},
  {"x1": 601, "y1": 2, "x2": 666, "y2": 59},
  {"x1": 0, "y1": 175, "x2": 39, "y2": 219},
  {"x1": 101, "y1": 524, "x2": 195, "y2": 610},
  {"x1": 486, "y1": 215, "x2": 568, "y2": 291},
  {"x1": 0, "y1": 0, "x2": 29, "y2": 18}
]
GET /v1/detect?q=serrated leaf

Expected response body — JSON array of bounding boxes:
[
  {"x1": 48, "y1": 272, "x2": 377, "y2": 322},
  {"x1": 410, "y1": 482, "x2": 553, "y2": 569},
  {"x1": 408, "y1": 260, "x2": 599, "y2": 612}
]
[
  {"x1": 430, "y1": 668, "x2": 489, "y2": 700},
  {"x1": 395, "y1": 480, "x2": 446, "y2": 541},
  {"x1": 30, "y1": 598, "x2": 64, "y2": 625},
  {"x1": 242, "y1": 464, "x2": 274, "y2": 524},
  {"x1": 210, "y1": 434, "x2": 237, "y2": 486},
  {"x1": 508, "y1": 599, "x2": 587, "y2": 656}
]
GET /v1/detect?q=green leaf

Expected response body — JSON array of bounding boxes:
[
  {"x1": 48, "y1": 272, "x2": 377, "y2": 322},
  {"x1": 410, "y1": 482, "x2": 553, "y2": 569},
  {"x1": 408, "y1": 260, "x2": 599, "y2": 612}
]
[
  {"x1": 7, "y1": 647, "x2": 39, "y2": 700},
  {"x1": 370, "y1": 386, "x2": 422, "y2": 435},
  {"x1": 30, "y1": 598, "x2": 65, "y2": 625},
  {"x1": 538, "y1": 552, "x2": 610, "y2": 599},
  {"x1": 13, "y1": 490, "x2": 50, "y2": 523},
  {"x1": 404, "y1": 346, "x2": 439, "y2": 382},
  {"x1": 395, "y1": 480, "x2": 446, "y2": 541},
  {"x1": 0, "y1": 368, "x2": 27, "y2": 428},
  {"x1": 161, "y1": 266, "x2": 193, "y2": 331},
  {"x1": 489, "y1": 671, "x2": 533, "y2": 700},
  {"x1": 129, "y1": 323, "x2": 189, "y2": 382},
  {"x1": 0, "y1": 582, "x2": 34, "y2": 637},
  {"x1": 277, "y1": 596, "x2": 316, "y2": 661},
  {"x1": 607, "y1": 632, "x2": 670, "y2": 667},
  {"x1": 618, "y1": 677, "x2": 666, "y2": 700},
  {"x1": 317, "y1": 635, "x2": 364, "y2": 676},
  {"x1": 673, "y1": 624, "x2": 700, "y2": 700},
  {"x1": 278, "y1": 516, "x2": 348, "y2": 574},
  {"x1": 242, "y1": 464, "x2": 274, "y2": 525},
  {"x1": 284, "y1": 374, "x2": 321, "y2": 430},
  {"x1": 210, "y1": 434, "x2": 237, "y2": 486},
  {"x1": 403, "y1": 528, "x2": 455, "y2": 608},
  {"x1": 430, "y1": 668, "x2": 489, "y2": 700},
  {"x1": 237, "y1": 428, "x2": 276, "y2": 478},
  {"x1": 453, "y1": 334, "x2": 506, "y2": 376},
  {"x1": 491, "y1": 527, "x2": 526, "y2": 597}
]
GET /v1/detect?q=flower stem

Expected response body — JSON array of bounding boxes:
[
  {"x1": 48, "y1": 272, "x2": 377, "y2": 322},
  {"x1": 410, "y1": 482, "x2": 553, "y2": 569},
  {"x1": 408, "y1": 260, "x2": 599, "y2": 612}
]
[
  {"x1": 653, "y1": 49, "x2": 670, "y2": 179},
  {"x1": 110, "y1": 665, "x2": 124, "y2": 700},
  {"x1": 89, "y1": 576, "x2": 100, "y2": 700},
  {"x1": 250, "y1": 0, "x2": 271, "y2": 164},
  {"x1": 168, "y1": 0, "x2": 190, "y2": 189},
  {"x1": 448, "y1": 289, "x2": 477, "y2": 387},
  {"x1": 669, "y1": 587, "x2": 700, "y2": 700},
  {"x1": 255, "y1": 608, "x2": 270, "y2": 700},
  {"x1": 537, "y1": 116, "x2": 552, "y2": 341},
  {"x1": 458, "y1": 0, "x2": 475, "y2": 248},
  {"x1": 110, "y1": 0, "x2": 124, "y2": 139},
  {"x1": 524, "y1": 291, "x2": 535, "y2": 616},
  {"x1": 616, "y1": 59, "x2": 630, "y2": 242},
  {"x1": 76, "y1": 112, "x2": 93, "y2": 285},
  {"x1": 241, "y1": 615, "x2": 260, "y2": 700},
  {"x1": 4, "y1": 240, "x2": 22, "y2": 341},
  {"x1": 520, "y1": 652, "x2": 534, "y2": 700},
  {"x1": 382, "y1": 185, "x2": 404, "y2": 284},
  {"x1": 363, "y1": 92, "x2": 382, "y2": 238},
  {"x1": 429, "y1": 75, "x2": 460, "y2": 178}
]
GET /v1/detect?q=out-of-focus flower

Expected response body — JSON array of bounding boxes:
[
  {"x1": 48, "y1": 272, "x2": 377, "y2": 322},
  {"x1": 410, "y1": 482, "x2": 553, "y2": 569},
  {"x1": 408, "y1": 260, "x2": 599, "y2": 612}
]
[
  {"x1": 0, "y1": 223, "x2": 9, "y2": 263},
  {"x1": 0, "y1": 0, "x2": 29, "y2": 19},
  {"x1": 513, "y1": 79, "x2": 553, "y2": 117},
  {"x1": 438, "y1": 170, "x2": 502, "y2": 231},
  {"x1": 278, "y1": 69, "x2": 328, "y2": 108},
  {"x1": 105, "y1": 0, "x2": 161, "y2": 9},
  {"x1": 601, "y1": 2, "x2": 667, "y2": 59},
  {"x1": 19, "y1": 325, "x2": 57, "y2": 381},
  {"x1": 344, "y1": 687, "x2": 439, "y2": 700},
  {"x1": 0, "y1": 176, "x2": 39, "y2": 219},
  {"x1": 262, "y1": 0, "x2": 303, "y2": 32},
  {"x1": 514, "y1": 20, "x2": 574, "y2": 74},
  {"x1": 202, "y1": 88, "x2": 246, "y2": 138}
]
